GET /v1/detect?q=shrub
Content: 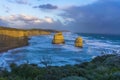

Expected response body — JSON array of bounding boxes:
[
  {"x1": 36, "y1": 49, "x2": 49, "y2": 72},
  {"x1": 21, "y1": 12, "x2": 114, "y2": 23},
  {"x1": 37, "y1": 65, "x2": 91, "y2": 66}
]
[
  {"x1": 110, "y1": 72, "x2": 120, "y2": 80},
  {"x1": 0, "y1": 78, "x2": 7, "y2": 80},
  {"x1": 103, "y1": 56, "x2": 120, "y2": 67},
  {"x1": 0, "y1": 54, "x2": 120, "y2": 80}
]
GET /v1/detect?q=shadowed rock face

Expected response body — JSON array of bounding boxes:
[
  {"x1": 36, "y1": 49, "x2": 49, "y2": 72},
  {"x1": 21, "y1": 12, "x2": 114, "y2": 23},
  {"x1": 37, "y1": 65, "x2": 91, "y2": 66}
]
[
  {"x1": 52, "y1": 32, "x2": 65, "y2": 44},
  {"x1": 0, "y1": 34, "x2": 28, "y2": 53}
]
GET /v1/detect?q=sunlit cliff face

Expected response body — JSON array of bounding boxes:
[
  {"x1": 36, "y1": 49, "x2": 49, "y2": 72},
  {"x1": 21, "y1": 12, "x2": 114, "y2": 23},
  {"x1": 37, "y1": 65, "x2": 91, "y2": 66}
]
[
  {"x1": 0, "y1": 27, "x2": 51, "y2": 52},
  {"x1": 0, "y1": 28, "x2": 51, "y2": 38}
]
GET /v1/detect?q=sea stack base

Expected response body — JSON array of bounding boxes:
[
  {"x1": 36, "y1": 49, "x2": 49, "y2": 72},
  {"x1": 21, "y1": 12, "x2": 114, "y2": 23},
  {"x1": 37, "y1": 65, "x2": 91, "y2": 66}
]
[
  {"x1": 75, "y1": 37, "x2": 83, "y2": 48},
  {"x1": 52, "y1": 32, "x2": 65, "y2": 44}
]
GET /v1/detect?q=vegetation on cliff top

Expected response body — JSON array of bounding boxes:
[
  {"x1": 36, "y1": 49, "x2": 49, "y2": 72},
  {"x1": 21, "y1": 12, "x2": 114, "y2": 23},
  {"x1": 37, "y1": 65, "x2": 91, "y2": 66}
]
[{"x1": 0, "y1": 54, "x2": 120, "y2": 80}]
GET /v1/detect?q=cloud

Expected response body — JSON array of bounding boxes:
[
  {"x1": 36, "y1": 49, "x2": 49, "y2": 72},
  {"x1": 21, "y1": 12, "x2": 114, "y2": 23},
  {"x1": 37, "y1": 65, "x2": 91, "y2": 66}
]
[
  {"x1": 0, "y1": 14, "x2": 63, "y2": 30},
  {"x1": 100, "y1": 0, "x2": 120, "y2": 2},
  {"x1": 7, "y1": 0, "x2": 28, "y2": 5},
  {"x1": 0, "y1": 19, "x2": 9, "y2": 27},
  {"x1": 3, "y1": 5, "x2": 11, "y2": 13},
  {"x1": 60, "y1": 0, "x2": 120, "y2": 34},
  {"x1": 33, "y1": 4, "x2": 58, "y2": 10}
]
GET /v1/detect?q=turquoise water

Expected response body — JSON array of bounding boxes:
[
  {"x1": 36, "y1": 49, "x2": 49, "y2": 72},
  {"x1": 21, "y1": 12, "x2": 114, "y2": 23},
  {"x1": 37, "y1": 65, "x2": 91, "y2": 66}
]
[{"x1": 0, "y1": 32, "x2": 120, "y2": 69}]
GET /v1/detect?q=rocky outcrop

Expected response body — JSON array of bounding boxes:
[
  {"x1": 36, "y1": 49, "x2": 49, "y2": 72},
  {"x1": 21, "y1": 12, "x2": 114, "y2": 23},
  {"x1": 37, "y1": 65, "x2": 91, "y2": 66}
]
[
  {"x1": 75, "y1": 37, "x2": 83, "y2": 48},
  {"x1": 0, "y1": 34, "x2": 28, "y2": 53},
  {"x1": 52, "y1": 32, "x2": 65, "y2": 44},
  {"x1": 0, "y1": 27, "x2": 51, "y2": 53}
]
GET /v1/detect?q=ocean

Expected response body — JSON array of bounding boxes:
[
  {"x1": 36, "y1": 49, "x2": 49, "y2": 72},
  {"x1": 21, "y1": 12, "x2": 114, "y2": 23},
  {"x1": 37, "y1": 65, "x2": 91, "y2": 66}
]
[{"x1": 0, "y1": 32, "x2": 120, "y2": 70}]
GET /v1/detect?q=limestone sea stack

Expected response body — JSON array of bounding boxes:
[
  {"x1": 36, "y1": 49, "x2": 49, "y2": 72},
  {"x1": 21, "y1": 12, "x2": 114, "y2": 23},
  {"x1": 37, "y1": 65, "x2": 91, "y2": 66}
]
[
  {"x1": 75, "y1": 37, "x2": 83, "y2": 48},
  {"x1": 52, "y1": 32, "x2": 65, "y2": 44}
]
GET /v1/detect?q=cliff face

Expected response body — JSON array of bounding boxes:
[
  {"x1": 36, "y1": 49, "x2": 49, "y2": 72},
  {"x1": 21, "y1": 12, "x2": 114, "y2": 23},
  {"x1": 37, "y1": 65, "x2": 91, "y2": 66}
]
[
  {"x1": 0, "y1": 29, "x2": 51, "y2": 37},
  {"x1": 0, "y1": 30, "x2": 27, "y2": 37},
  {"x1": 0, "y1": 27, "x2": 51, "y2": 53},
  {"x1": 0, "y1": 34, "x2": 28, "y2": 53},
  {"x1": 52, "y1": 32, "x2": 65, "y2": 44}
]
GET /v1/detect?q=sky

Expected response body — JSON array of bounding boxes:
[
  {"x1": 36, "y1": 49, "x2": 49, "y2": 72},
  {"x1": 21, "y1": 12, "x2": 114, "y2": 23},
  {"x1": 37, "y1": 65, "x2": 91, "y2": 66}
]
[{"x1": 0, "y1": 0, "x2": 120, "y2": 35}]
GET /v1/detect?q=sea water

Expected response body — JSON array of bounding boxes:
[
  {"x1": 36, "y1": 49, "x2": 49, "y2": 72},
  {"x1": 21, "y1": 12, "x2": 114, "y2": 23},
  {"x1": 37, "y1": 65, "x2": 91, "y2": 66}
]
[{"x1": 0, "y1": 32, "x2": 120, "y2": 69}]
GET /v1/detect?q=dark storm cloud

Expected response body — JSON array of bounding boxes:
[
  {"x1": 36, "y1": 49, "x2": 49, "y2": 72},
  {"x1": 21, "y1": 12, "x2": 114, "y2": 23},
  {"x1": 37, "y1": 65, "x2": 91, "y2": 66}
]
[
  {"x1": 61, "y1": 0, "x2": 120, "y2": 35},
  {"x1": 33, "y1": 4, "x2": 58, "y2": 10}
]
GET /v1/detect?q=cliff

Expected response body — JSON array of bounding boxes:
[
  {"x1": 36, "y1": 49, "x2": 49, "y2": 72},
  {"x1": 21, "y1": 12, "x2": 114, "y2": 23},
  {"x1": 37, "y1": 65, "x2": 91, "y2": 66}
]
[
  {"x1": 0, "y1": 26, "x2": 51, "y2": 37},
  {"x1": 26, "y1": 30, "x2": 51, "y2": 36},
  {"x1": 0, "y1": 26, "x2": 51, "y2": 53},
  {"x1": 0, "y1": 34, "x2": 28, "y2": 53}
]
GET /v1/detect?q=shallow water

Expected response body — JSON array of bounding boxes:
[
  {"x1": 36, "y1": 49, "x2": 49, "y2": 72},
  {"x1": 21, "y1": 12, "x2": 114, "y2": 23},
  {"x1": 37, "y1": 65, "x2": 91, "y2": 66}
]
[{"x1": 0, "y1": 32, "x2": 120, "y2": 69}]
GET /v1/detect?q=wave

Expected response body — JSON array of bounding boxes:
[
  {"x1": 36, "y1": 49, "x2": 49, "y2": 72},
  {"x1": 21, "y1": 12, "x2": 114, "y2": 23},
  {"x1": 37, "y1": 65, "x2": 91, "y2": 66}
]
[{"x1": 0, "y1": 32, "x2": 120, "y2": 69}]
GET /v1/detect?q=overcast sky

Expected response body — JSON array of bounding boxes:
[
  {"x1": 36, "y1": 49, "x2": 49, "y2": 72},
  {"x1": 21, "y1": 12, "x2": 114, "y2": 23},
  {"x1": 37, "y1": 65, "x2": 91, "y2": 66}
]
[{"x1": 0, "y1": 0, "x2": 120, "y2": 35}]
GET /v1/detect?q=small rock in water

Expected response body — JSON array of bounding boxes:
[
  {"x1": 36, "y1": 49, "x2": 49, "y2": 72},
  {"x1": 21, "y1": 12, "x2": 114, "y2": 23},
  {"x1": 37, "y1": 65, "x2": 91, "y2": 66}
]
[
  {"x1": 52, "y1": 32, "x2": 65, "y2": 44},
  {"x1": 75, "y1": 37, "x2": 83, "y2": 48}
]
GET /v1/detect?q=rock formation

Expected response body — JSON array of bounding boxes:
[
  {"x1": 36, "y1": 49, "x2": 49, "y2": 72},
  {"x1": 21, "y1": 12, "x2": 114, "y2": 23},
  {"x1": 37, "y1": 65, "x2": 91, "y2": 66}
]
[
  {"x1": 0, "y1": 34, "x2": 28, "y2": 53},
  {"x1": 52, "y1": 32, "x2": 65, "y2": 44},
  {"x1": 26, "y1": 30, "x2": 51, "y2": 36},
  {"x1": 0, "y1": 26, "x2": 51, "y2": 53},
  {"x1": 75, "y1": 37, "x2": 83, "y2": 48}
]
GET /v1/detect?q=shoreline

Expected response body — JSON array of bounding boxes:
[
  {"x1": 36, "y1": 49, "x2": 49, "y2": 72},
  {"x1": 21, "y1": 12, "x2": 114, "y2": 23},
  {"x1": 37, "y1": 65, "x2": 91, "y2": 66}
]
[
  {"x1": 0, "y1": 36, "x2": 29, "y2": 53},
  {"x1": 0, "y1": 34, "x2": 51, "y2": 53},
  {"x1": 0, "y1": 43, "x2": 29, "y2": 53},
  {"x1": 0, "y1": 27, "x2": 52, "y2": 53}
]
